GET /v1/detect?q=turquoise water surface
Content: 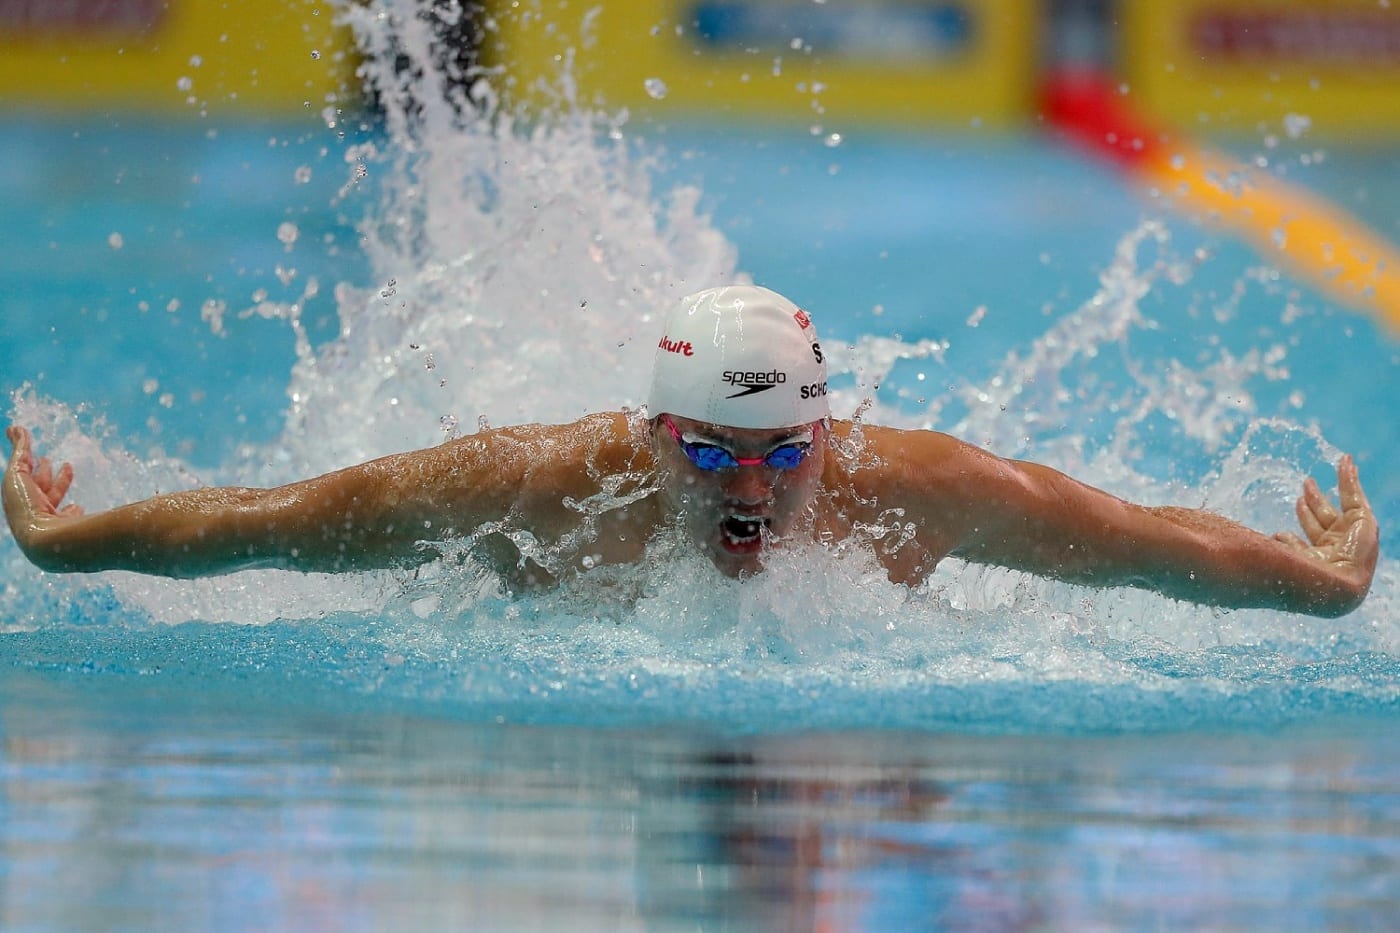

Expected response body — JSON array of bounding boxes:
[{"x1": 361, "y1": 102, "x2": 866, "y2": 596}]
[{"x1": 2, "y1": 30, "x2": 1398, "y2": 929}]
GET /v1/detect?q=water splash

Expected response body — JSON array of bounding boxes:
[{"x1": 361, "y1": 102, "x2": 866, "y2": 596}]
[
  {"x1": 256, "y1": 0, "x2": 737, "y2": 477},
  {"x1": 2, "y1": 0, "x2": 1394, "y2": 732}
]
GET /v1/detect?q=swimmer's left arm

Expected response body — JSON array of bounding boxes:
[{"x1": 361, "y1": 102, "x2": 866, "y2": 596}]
[
  {"x1": 952, "y1": 451, "x2": 1378, "y2": 617},
  {"x1": 873, "y1": 429, "x2": 1378, "y2": 617}
]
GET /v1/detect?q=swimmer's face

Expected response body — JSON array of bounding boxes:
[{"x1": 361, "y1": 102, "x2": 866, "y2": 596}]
[{"x1": 652, "y1": 414, "x2": 826, "y2": 578}]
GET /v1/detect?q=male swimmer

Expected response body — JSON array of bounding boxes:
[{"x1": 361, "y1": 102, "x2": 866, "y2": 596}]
[{"x1": 4, "y1": 285, "x2": 1380, "y2": 616}]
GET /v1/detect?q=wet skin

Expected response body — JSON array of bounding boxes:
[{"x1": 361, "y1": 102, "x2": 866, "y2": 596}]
[
  {"x1": 4, "y1": 416, "x2": 1380, "y2": 616},
  {"x1": 650, "y1": 415, "x2": 827, "y2": 578}
]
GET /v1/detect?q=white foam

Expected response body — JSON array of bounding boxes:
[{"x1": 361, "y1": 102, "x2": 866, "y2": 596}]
[{"x1": 2, "y1": 0, "x2": 1392, "y2": 727}]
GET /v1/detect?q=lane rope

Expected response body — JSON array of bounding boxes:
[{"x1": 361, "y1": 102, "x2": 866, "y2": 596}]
[{"x1": 1043, "y1": 70, "x2": 1400, "y2": 335}]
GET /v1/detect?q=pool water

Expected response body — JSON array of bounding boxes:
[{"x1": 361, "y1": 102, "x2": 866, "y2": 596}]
[{"x1": 2, "y1": 9, "x2": 1398, "y2": 927}]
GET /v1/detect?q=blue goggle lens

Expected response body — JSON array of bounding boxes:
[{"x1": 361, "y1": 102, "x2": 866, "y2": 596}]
[{"x1": 681, "y1": 440, "x2": 810, "y2": 471}]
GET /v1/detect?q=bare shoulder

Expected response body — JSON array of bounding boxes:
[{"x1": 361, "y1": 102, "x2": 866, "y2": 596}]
[
  {"x1": 425, "y1": 411, "x2": 656, "y2": 517},
  {"x1": 441, "y1": 411, "x2": 651, "y2": 474},
  {"x1": 826, "y1": 420, "x2": 1005, "y2": 495},
  {"x1": 822, "y1": 420, "x2": 1034, "y2": 547}
]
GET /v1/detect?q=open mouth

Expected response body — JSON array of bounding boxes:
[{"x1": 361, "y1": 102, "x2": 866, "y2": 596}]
[{"x1": 721, "y1": 513, "x2": 770, "y2": 548}]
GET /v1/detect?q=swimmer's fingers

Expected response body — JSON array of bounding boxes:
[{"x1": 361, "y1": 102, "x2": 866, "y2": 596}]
[
  {"x1": 33, "y1": 454, "x2": 53, "y2": 491},
  {"x1": 1295, "y1": 479, "x2": 1329, "y2": 543},
  {"x1": 1330, "y1": 456, "x2": 1379, "y2": 577},
  {"x1": 1275, "y1": 457, "x2": 1379, "y2": 613},
  {"x1": 5, "y1": 427, "x2": 47, "y2": 539},
  {"x1": 30, "y1": 455, "x2": 77, "y2": 512},
  {"x1": 1286, "y1": 457, "x2": 1379, "y2": 587},
  {"x1": 6, "y1": 425, "x2": 34, "y2": 473},
  {"x1": 4, "y1": 425, "x2": 80, "y2": 519},
  {"x1": 46, "y1": 461, "x2": 77, "y2": 512},
  {"x1": 1336, "y1": 454, "x2": 1373, "y2": 517},
  {"x1": 31, "y1": 455, "x2": 75, "y2": 508}
]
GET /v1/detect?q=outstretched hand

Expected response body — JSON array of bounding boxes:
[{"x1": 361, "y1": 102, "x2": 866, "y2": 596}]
[
  {"x1": 1274, "y1": 454, "x2": 1379, "y2": 601},
  {"x1": 4, "y1": 426, "x2": 84, "y2": 550}
]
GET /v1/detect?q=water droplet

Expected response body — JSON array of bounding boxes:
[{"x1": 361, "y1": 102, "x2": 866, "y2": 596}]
[
  {"x1": 823, "y1": 132, "x2": 842, "y2": 148},
  {"x1": 643, "y1": 77, "x2": 668, "y2": 99},
  {"x1": 310, "y1": 49, "x2": 321, "y2": 60},
  {"x1": 176, "y1": 76, "x2": 193, "y2": 92},
  {"x1": 107, "y1": 232, "x2": 124, "y2": 250},
  {"x1": 276, "y1": 221, "x2": 299, "y2": 247},
  {"x1": 294, "y1": 165, "x2": 312, "y2": 184}
]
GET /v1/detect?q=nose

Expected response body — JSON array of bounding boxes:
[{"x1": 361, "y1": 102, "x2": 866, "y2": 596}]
[{"x1": 722, "y1": 464, "x2": 775, "y2": 505}]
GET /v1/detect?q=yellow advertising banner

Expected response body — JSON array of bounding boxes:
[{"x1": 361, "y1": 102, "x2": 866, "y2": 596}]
[
  {"x1": 0, "y1": 0, "x2": 356, "y2": 115},
  {"x1": 486, "y1": 0, "x2": 1038, "y2": 128},
  {"x1": 1122, "y1": 0, "x2": 1400, "y2": 138}
]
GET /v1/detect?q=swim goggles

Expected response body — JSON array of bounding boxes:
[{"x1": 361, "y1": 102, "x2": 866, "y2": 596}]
[{"x1": 661, "y1": 415, "x2": 815, "y2": 471}]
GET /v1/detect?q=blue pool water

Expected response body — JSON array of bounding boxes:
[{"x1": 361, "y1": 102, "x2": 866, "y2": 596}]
[{"x1": 2, "y1": 14, "x2": 1399, "y2": 928}]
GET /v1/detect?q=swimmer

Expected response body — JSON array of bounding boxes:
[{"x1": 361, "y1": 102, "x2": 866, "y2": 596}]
[{"x1": 3, "y1": 285, "x2": 1380, "y2": 616}]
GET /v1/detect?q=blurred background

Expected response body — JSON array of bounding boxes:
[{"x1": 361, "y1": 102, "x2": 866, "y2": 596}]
[
  {"x1": 7, "y1": 0, "x2": 1395, "y2": 133},
  {"x1": 2, "y1": 7, "x2": 1398, "y2": 928},
  {"x1": 0, "y1": 0, "x2": 1394, "y2": 509},
  {"x1": 1, "y1": 0, "x2": 1397, "y2": 460}
]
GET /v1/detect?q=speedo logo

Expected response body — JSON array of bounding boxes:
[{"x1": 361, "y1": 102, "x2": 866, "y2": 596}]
[{"x1": 722, "y1": 369, "x2": 786, "y2": 398}]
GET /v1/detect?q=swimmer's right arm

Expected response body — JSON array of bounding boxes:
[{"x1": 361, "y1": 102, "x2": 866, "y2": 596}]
[{"x1": 3, "y1": 422, "x2": 611, "y2": 577}]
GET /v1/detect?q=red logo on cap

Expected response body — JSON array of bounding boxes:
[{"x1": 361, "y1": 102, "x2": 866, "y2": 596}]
[
  {"x1": 658, "y1": 335, "x2": 693, "y2": 356},
  {"x1": 793, "y1": 310, "x2": 812, "y2": 329}
]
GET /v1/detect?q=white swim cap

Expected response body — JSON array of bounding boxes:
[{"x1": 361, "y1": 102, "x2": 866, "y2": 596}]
[{"x1": 648, "y1": 285, "x2": 828, "y2": 429}]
